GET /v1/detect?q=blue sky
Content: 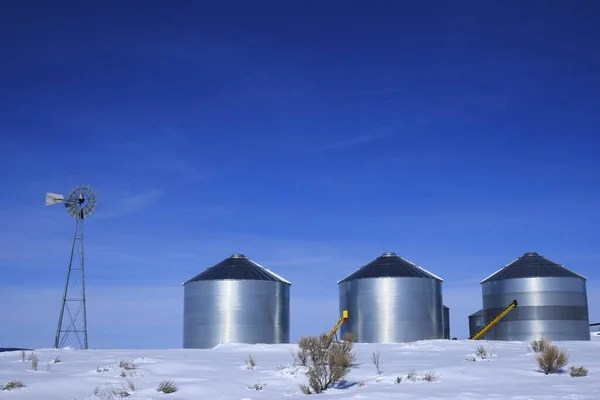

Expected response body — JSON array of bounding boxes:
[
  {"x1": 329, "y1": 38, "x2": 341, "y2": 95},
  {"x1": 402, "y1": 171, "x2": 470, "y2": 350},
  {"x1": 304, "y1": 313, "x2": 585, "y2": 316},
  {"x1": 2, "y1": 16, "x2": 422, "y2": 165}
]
[{"x1": 1, "y1": 1, "x2": 599, "y2": 349}]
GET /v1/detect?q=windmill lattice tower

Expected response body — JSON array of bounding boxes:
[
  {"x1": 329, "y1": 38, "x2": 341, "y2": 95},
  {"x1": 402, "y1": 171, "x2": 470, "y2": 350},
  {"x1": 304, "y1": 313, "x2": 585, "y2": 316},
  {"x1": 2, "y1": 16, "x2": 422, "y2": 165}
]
[{"x1": 45, "y1": 185, "x2": 98, "y2": 350}]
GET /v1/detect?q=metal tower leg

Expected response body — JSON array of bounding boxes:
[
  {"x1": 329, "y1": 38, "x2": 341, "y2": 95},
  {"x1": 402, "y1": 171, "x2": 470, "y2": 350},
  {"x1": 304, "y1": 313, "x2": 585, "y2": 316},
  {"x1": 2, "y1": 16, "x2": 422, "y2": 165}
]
[{"x1": 54, "y1": 218, "x2": 88, "y2": 350}]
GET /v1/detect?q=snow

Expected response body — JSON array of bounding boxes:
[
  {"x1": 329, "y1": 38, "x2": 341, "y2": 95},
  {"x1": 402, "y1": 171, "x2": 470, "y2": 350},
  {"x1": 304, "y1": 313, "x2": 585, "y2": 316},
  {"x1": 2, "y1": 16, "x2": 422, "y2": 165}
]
[{"x1": 2, "y1": 335, "x2": 600, "y2": 399}]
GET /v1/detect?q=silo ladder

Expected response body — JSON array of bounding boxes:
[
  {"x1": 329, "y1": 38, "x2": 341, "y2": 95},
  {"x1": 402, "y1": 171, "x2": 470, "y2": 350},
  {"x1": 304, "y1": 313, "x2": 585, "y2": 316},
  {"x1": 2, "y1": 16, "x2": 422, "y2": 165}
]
[
  {"x1": 470, "y1": 300, "x2": 518, "y2": 340},
  {"x1": 327, "y1": 310, "x2": 349, "y2": 342}
]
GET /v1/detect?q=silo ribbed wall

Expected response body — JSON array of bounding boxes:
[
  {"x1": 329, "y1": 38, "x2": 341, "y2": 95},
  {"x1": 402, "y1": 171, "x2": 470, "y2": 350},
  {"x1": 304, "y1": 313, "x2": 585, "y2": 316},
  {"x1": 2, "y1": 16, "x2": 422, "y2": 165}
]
[
  {"x1": 482, "y1": 277, "x2": 589, "y2": 341},
  {"x1": 339, "y1": 277, "x2": 443, "y2": 343},
  {"x1": 183, "y1": 279, "x2": 290, "y2": 348}
]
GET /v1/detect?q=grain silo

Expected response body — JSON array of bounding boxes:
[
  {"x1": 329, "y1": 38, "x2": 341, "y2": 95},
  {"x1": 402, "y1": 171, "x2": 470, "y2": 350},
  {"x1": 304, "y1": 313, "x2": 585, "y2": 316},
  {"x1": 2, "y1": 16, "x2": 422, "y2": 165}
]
[
  {"x1": 183, "y1": 254, "x2": 291, "y2": 349},
  {"x1": 338, "y1": 252, "x2": 444, "y2": 343},
  {"x1": 443, "y1": 305, "x2": 450, "y2": 339},
  {"x1": 480, "y1": 252, "x2": 590, "y2": 341},
  {"x1": 468, "y1": 309, "x2": 485, "y2": 339}
]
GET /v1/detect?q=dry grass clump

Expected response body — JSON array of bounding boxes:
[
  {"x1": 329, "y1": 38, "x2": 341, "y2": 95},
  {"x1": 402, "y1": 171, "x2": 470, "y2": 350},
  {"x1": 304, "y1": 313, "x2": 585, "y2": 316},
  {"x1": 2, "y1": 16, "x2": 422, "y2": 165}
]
[
  {"x1": 531, "y1": 337, "x2": 550, "y2": 353},
  {"x1": 422, "y1": 370, "x2": 439, "y2": 382},
  {"x1": 536, "y1": 343, "x2": 569, "y2": 375},
  {"x1": 93, "y1": 383, "x2": 131, "y2": 398},
  {"x1": 298, "y1": 332, "x2": 356, "y2": 395},
  {"x1": 1, "y1": 381, "x2": 26, "y2": 391},
  {"x1": 404, "y1": 368, "x2": 439, "y2": 383},
  {"x1": 247, "y1": 383, "x2": 266, "y2": 390},
  {"x1": 245, "y1": 354, "x2": 256, "y2": 370},
  {"x1": 157, "y1": 380, "x2": 178, "y2": 394},
  {"x1": 569, "y1": 366, "x2": 588, "y2": 377},
  {"x1": 118, "y1": 359, "x2": 136, "y2": 370}
]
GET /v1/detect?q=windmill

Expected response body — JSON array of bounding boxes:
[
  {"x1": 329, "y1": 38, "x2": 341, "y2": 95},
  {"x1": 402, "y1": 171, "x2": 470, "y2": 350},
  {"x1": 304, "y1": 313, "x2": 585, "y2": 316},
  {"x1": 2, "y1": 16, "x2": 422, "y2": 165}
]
[{"x1": 45, "y1": 185, "x2": 98, "y2": 350}]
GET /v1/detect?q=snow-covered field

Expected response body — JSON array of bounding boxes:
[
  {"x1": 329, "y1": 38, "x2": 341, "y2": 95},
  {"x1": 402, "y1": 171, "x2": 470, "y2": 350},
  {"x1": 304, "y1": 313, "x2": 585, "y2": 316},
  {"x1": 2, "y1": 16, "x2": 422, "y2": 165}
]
[{"x1": 2, "y1": 335, "x2": 600, "y2": 399}]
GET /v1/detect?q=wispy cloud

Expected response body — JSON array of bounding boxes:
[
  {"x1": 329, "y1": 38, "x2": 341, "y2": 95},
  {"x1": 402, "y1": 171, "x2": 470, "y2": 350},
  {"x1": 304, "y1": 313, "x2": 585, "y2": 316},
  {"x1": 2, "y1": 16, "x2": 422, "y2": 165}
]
[
  {"x1": 97, "y1": 131, "x2": 212, "y2": 186},
  {"x1": 316, "y1": 127, "x2": 395, "y2": 152},
  {"x1": 94, "y1": 189, "x2": 163, "y2": 220}
]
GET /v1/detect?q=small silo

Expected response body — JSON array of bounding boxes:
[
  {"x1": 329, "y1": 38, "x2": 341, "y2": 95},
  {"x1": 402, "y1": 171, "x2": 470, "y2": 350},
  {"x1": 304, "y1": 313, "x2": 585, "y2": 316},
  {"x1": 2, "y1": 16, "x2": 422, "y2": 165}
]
[
  {"x1": 183, "y1": 254, "x2": 291, "y2": 349},
  {"x1": 443, "y1": 305, "x2": 450, "y2": 339},
  {"x1": 481, "y1": 252, "x2": 590, "y2": 341},
  {"x1": 468, "y1": 309, "x2": 485, "y2": 339},
  {"x1": 338, "y1": 252, "x2": 444, "y2": 343}
]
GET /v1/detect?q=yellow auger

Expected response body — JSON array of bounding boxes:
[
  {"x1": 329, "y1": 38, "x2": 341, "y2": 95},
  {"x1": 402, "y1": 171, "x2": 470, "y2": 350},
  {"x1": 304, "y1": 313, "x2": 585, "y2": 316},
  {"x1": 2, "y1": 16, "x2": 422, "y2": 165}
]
[
  {"x1": 470, "y1": 300, "x2": 518, "y2": 340},
  {"x1": 327, "y1": 310, "x2": 349, "y2": 341}
]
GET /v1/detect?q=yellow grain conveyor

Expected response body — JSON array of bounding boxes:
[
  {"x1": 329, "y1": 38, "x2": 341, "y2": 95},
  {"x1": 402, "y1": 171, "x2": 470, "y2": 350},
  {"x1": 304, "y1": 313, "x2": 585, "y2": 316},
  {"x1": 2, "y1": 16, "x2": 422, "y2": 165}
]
[
  {"x1": 470, "y1": 300, "x2": 518, "y2": 340},
  {"x1": 327, "y1": 310, "x2": 349, "y2": 341}
]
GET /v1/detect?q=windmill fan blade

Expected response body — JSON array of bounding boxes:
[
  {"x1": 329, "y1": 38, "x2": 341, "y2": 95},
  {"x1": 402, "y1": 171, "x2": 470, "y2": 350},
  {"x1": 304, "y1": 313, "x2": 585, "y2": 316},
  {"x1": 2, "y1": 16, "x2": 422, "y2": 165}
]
[{"x1": 45, "y1": 192, "x2": 65, "y2": 206}]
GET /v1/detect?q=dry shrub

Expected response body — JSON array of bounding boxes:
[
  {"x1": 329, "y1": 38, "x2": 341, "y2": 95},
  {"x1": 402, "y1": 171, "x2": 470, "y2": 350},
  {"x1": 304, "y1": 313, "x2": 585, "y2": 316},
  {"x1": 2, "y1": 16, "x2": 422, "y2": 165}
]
[
  {"x1": 293, "y1": 336, "x2": 312, "y2": 366},
  {"x1": 536, "y1": 343, "x2": 569, "y2": 375},
  {"x1": 30, "y1": 354, "x2": 38, "y2": 371},
  {"x1": 157, "y1": 380, "x2": 178, "y2": 394},
  {"x1": 371, "y1": 350, "x2": 382, "y2": 375},
  {"x1": 406, "y1": 368, "x2": 417, "y2": 382},
  {"x1": 1, "y1": 381, "x2": 26, "y2": 391},
  {"x1": 569, "y1": 366, "x2": 588, "y2": 377},
  {"x1": 531, "y1": 337, "x2": 550, "y2": 353},
  {"x1": 475, "y1": 345, "x2": 488, "y2": 359},
  {"x1": 299, "y1": 332, "x2": 356, "y2": 394},
  {"x1": 118, "y1": 359, "x2": 136, "y2": 370}
]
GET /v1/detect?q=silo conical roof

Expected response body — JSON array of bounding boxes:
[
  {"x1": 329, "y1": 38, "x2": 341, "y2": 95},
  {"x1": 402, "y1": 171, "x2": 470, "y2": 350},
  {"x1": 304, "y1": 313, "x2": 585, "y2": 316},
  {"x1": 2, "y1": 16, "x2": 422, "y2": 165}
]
[
  {"x1": 184, "y1": 254, "x2": 291, "y2": 284},
  {"x1": 337, "y1": 252, "x2": 443, "y2": 283},
  {"x1": 481, "y1": 252, "x2": 586, "y2": 283}
]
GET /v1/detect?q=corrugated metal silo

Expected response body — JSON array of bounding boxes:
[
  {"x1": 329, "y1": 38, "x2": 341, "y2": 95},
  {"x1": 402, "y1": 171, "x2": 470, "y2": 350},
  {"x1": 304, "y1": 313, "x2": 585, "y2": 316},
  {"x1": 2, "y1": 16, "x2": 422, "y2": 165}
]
[
  {"x1": 338, "y1": 252, "x2": 444, "y2": 343},
  {"x1": 468, "y1": 309, "x2": 484, "y2": 339},
  {"x1": 443, "y1": 305, "x2": 450, "y2": 339},
  {"x1": 481, "y1": 252, "x2": 589, "y2": 341},
  {"x1": 183, "y1": 254, "x2": 291, "y2": 349}
]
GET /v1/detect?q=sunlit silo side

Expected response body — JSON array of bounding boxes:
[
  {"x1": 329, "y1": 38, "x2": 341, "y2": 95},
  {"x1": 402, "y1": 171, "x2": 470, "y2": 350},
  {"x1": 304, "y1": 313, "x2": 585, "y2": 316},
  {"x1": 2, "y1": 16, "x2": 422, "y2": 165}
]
[
  {"x1": 468, "y1": 309, "x2": 484, "y2": 339},
  {"x1": 338, "y1": 252, "x2": 444, "y2": 343},
  {"x1": 443, "y1": 305, "x2": 450, "y2": 339},
  {"x1": 481, "y1": 252, "x2": 589, "y2": 341},
  {"x1": 183, "y1": 254, "x2": 291, "y2": 349}
]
